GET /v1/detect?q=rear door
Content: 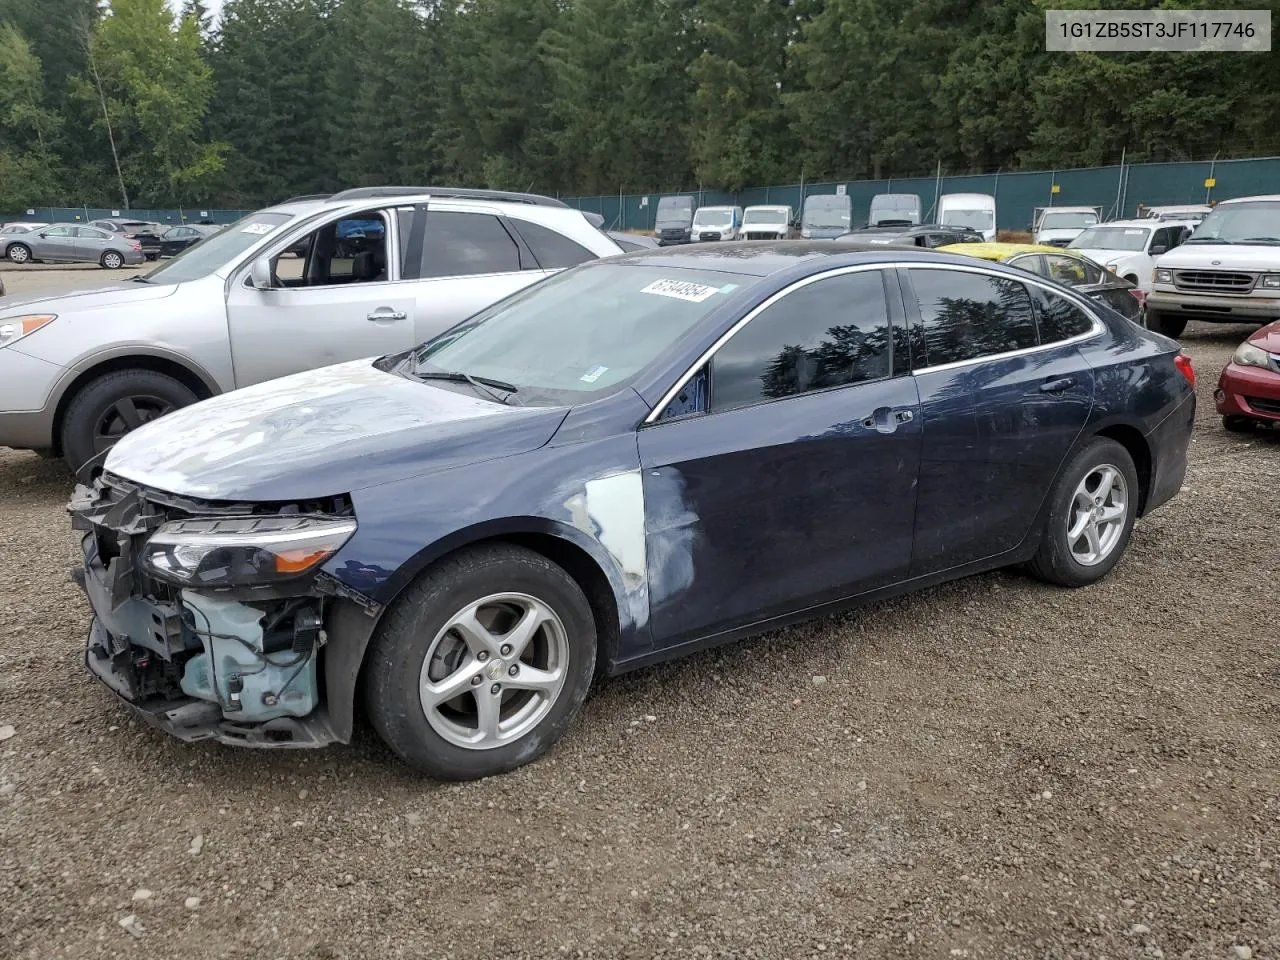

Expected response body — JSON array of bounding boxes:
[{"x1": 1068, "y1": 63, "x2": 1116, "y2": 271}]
[
  {"x1": 903, "y1": 264, "x2": 1096, "y2": 575},
  {"x1": 396, "y1": 205, "x2": 553, "y2": 344},
  {"x1": 74, "y1": 226, "x2": 114, "y2": 262}
]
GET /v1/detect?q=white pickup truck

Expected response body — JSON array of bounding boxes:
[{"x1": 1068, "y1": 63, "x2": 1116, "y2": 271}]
[{"x1": 1146, "y1": 195, "x2": 1280, "y2": 339}]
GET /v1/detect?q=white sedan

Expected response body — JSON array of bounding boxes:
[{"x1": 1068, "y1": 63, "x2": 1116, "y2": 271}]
[{"x1": 1070, "y1": 220, "x2": 1194, "y2": 292}]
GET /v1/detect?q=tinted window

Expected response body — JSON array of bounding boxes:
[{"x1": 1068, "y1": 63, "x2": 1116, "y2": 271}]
[
  {"x1": 1043, "y1": 254, "x2": 1089, "y2": 287},
  {"x1": 711, "y1": 272, "x2": 892, "y2": 413},
  {"x1": 1096, "y1": 287, "x2": 1140, "y2": 321},
  {"x1": 405, "y1": 211, "x2": 520, "y2": 279},
  {"x1": 909, "y1": 269, "x2": 1037, "y2": 367},
  {"x1": 509, "y1": 218, "x2": 596, "y2": 269},
  {"x1": 1007, "y1": 254, "x2": 1049, "y2": 278},
  {"x1": 1034, "y1": 287, "x2": 1097, "y2": 343},
  {"x1": 76, "y1": 227, "x2": 110, "y2": 240}
]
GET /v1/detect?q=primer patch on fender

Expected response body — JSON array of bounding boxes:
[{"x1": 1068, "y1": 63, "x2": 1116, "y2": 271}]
[
  {"x1": 640, "y1": 279, "x2": 721, "y2": 303},
  {"x1": 562, "y1": 471, "x2": 646, "y2": 585}
]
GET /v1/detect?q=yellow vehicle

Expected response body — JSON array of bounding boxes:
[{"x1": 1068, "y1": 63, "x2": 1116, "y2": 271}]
[{"x1": 936, "y1": 241, "x2": 1143, "y2": 321}]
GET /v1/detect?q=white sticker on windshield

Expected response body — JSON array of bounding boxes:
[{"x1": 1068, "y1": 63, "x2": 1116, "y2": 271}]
[
  {"x1": 1123, "y1": 229, "x2": 1145, "y2": 235},
  {"x1": 241, "y1": 223, "x2": 274, "y2": 235},
  {"x1": 580, "y1": 365, "x2": 609, "y2": 383},
  {"x1": 640, "y1": 278, "x2": 721, "y2": 303}
]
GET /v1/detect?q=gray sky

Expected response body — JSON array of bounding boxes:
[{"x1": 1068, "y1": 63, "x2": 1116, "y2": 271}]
[{"x1": 166, "y1": 0, "x2": 226, "y2": 24}]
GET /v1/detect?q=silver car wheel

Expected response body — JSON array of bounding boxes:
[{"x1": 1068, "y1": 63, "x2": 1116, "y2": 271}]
[
  {"x1": 419, "y1": 592, "x2": 569, "y2": 751},
  {"x1": 102, "y1": 252, "x2": 123, "y2": 269},
  {"x1": 1067, "y1": 463, "x2": 1128, "y2": 566},
  {"x1": 8, "y1": 244, "x2": 29, "y2": 263}
]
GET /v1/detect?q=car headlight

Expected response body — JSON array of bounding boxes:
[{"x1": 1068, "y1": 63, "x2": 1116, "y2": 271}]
[
  {"x1": 143, "y1": 515, "x2": 357, "y2": 586},
  {"x1": 0, "y1": 314, "x2": 56, "y2": 349},
  {"x1": 1154, "y1": 268, "x2": 1173, "y2": 284},
  {"x1": 1232, "y1": 341, "x2": 1272, "y2": 368},
  {"x1": 1261, "y1": 274, "x2": 1280, "y2": 289}
]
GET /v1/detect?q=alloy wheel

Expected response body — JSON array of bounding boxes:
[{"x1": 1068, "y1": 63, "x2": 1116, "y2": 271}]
[
  {"x1": 419, "y1": 592, "x2": 569, "y2": 750},
  {"x1": 1066, "y1": 463, "x2": 1128, "y2": 566},
  {"x1": 92, "y1": 395, "x2": 175, "y2": 454}
]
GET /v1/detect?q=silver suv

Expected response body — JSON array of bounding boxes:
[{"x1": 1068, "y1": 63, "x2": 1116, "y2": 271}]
[{"x1": 0, "y1": 187, "x2": 623, "y2": 470}]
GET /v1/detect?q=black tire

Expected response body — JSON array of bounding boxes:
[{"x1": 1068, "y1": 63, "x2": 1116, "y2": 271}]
[
  {"x1": 1223, "y1": 415, "x2": 1254, "y2": 433},
  {"x1": 1027, "y1": 437, "x2": 1140, "y2": 588},
  {"x1": 7, "y1": 243, "x2": 31, "y2": 264},
  {"x1": 60, "y1": 369, "x2": 198, "y2": 472},
  {"x1": 365, "y1": 544, "x2": 597, "y2": 780},
  {"x1": 1145, "y1": 311, "x2": 1187, "y2": 339},
  {"x1": 100, "y1": 251, "x2": 124, "y2": 269}
]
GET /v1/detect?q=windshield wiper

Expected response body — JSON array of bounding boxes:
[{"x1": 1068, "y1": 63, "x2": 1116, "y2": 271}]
[
  {"x1": 415, "y1": 370, "x2": 519, "y2": 405},
  {"x1": 1182, "y1": 237, "x2": 1229, "y2": 244},
  {"x1": 1237, "y1": 237, "x2": 1280, "y2": 244},
  {"x1": 129, "y1": 274, "x2": 152, "y2": 282}
]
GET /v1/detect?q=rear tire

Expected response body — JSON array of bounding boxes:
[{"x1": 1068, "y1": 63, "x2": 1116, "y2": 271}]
[
  {"x1": 1145, "y1": 311, "x2": 1187, "y2": 339},
  {"x1": 1223, "y1": 415, "x2": 1254, "y2": 433},
  {"x1": 60, "y1": 369, "x2": 198, "y2": 473},
  {"x1": 1027, "y1": 437, "x2": 1139, "y2": 588},
  {"x1": 365, "y1": 544, "x2": 597, "y2": 780},
  {"x1": 100, "y1": 251, "x2": 124, "y2": 269},
  {"x1": 7, "y1": 243, "x2": 31, "y2": 264}
]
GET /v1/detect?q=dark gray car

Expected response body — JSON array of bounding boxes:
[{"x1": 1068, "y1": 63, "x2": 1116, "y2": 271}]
[{"x1": 3, "y1": 224, "x2": 145, "y2": 268}]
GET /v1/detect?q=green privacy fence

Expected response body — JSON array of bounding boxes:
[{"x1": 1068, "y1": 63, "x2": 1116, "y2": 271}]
[
  {"x1": 562, "y1": 155, "x2": 1280, "y2": 232},
  {"x1": 6, "y1": 155, "x2": 1277, "y2": 231}
]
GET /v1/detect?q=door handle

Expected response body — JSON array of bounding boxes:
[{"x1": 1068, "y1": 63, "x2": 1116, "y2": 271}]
[
  {"x1": 367, "y1": 308, "x2": 407, "y2": 322},
  {"x1": 1039, "y1": 377, "x2": 1075, "y2": 394},
  {"x1": 860, "y1": 407, "x2": 912, "y2": 434}
]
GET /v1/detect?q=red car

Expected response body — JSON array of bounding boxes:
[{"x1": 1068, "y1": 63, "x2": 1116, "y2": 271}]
[{"x1": 1216, "y1": 321, "x2": 1280, "y2": 431}]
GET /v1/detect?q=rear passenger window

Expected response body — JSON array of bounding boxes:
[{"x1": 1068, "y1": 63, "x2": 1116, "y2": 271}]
[
  {"x1": 1034, "y1": 287, "x2": 1097, "y2": 342},
  {"x1": 711, "y1": 272, "x2": 893, "y2": 413},
  {"x1": 405, "y1": 211, "x2": 521, "y2": 279},
  {"x1": 909, "y1": 269, "x2": 1037, "y2": 367},
  {"x1": 508, "y1": 219, "x2": 596, "y2": 269}
]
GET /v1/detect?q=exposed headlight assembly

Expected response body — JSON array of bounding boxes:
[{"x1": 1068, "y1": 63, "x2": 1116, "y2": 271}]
[
  {"x1": 143, "y1": 515, "x2": 357, "y2": 586},
  {"x1": 1232, "y1": 341, "x2": 1272, "y2": 369},
  {"x1": 1153, "y1": 268, "x2": 1173, "y2": 284},
  {"x1": 0, "y1": 314, "x2": 56, "y2": 349}
]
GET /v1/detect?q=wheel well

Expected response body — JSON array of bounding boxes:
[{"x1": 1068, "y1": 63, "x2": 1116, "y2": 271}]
[
  {"x1": 503, "y1": 532, "x2": 621, "y2": 672},
  {"x1": 1123, "y1": 274, "x2": 1139, "y2": 284},
  {"x1": 50, "y1": 357, "x2": 215, "y2": 456},
  {"x1": 1095, "y1": 424, "x2": 1152, "y2": 514}
]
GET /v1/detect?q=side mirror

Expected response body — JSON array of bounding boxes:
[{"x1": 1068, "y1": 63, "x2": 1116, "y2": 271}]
[
  {"x1": 249, "y1": 256, "x2": 274, "y2": 289},
  {"x1": 1149, "y1": 244, "x2": 1168, "y2": 255}
]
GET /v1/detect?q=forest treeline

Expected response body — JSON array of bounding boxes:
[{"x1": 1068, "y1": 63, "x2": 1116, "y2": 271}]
[{"x1": 1, "y1": 0, "x2": 1277, "y2": 210}]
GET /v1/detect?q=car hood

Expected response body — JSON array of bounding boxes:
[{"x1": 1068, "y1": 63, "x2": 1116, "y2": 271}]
[
  {"x1": 1154, "y1": 243, "x2": 1280, "y2": 271},
  {"x1": 1073, "y1": 248, "x2": 1144, "y2": 270},
  {"x1": 0, "y1": 279, "x2": 176, "y2": 316},
  {"x1": 1248, "y1": 320, "x2": 1280, "y2": 353},
  {"x1": 1037, "y1": 228, "x2": 1086, "y2": 241},
  {"x1": 104, "y1": 359, "x2": 569, "y2": 502}
]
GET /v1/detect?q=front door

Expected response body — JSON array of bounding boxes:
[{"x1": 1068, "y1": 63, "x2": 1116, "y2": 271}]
[
  {"x1": 902, "y1": 266, "x2": 1096, "y2": 576},
  {"x1": 225, "y1": 208, "x2": 416, "y2": 387},
  {"x1": 637, "y1": 268, "x2": 922, "y2": 648},
  {"x1": 32, "y1": 225, "x2": 78, "y2": 261}
]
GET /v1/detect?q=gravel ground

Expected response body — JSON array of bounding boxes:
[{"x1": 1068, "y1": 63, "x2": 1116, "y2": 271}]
[{"x1": 0, "y1": 279, "x2": 1277, "y2": 958}]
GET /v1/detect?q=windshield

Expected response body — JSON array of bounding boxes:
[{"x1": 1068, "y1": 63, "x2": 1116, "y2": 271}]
[
  {"x1": 941, "y1": 208, "x2": 994, "y2": 231},
  {"x1": 1040, "y1": 211, "x2": 1098, "y2": 230},
  {"x1": 412, "y1": 264, "x2": 744, "y2": 405},
  {"x1": 694, "y1": 210, "x2": 734, "y2": 227},
  {"x1": 141, "y1": 212, "x2": 294, "y2": 283},
  {"x1": 1072, "y1": 226, "x2": 1150, "y2": 251},
  {"x1": 869, "y1": 197, "x2": 920, "y2": 223},
  {"x1": 1186, "y1": 201, "x2": 1280, "y2": 244},
  {"x1": 802, "y1": 197, "x2": 852, "y2": 228},
  {"x1": 743, "y1": 209, "x2": 787, "y2": 225},
  {"x1": 655, "y1": 198, "x2": 694, "y2": 224}
]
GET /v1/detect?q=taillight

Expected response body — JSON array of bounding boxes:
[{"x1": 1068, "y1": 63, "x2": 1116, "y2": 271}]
[
  {"x1": 1174, "y1": 353, "x2": 1195, "y2": 388},
  {"x1": 128, "y1": 240, "x2": 142, "y2": 251}
]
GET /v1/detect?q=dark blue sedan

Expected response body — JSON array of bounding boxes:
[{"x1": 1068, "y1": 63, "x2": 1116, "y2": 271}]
[{"x1": 70, "y1": 243, "x2": 1196, "y2": 780}]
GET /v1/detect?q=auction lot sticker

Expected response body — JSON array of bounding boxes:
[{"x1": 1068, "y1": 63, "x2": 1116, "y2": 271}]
[
  {"x1": 641, "y1": 279, "x2": 722, "y2": 303},
  {"x1": 1045, "y1": 9, "x2": 1270, "y2": 52}
]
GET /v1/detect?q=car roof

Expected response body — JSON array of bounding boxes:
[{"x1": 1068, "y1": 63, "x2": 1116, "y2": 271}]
[
  {"x1": 596, "y1": 240, "x2": 954, "y2": 277},
  {"x1": 937, "y1": 242, "x2": 1066, "y2": 259},
  {"x1": 1087, "y1": 220, "x2": 1156, "y2": 229},
  {"x1": 1216, "y1": 195, "x2": 1280, "y2": 204}
]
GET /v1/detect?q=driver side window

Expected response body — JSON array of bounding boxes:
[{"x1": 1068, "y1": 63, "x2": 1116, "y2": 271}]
[{"x1": 273, "y1": 209, "x2": 390, "y2": 288}]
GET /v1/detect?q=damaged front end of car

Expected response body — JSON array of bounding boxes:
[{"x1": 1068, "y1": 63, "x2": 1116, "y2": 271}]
[{"x1": 69, "y1": 472, "x2": 375, "y2": 748}]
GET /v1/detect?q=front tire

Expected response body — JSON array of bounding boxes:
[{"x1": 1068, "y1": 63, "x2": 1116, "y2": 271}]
[
  {"x1": 7, "y1": 243, "x2": 31, "y2": 264},
  {"x1": 60, "y1": 369, "x2": 198, "y2": 472},
  {"x1": 1145, "y1": 311, "x2": 1187, "y2": 339},
  {"x1": 101, "y1": 251, "x2": 124, "y2": 269},
  {"x1": 365, "y1": 544, "x2": 597, "y2": 780},
  {"x1": 1027, "y1": 437, "x2": 1139, "y2": 588}
]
